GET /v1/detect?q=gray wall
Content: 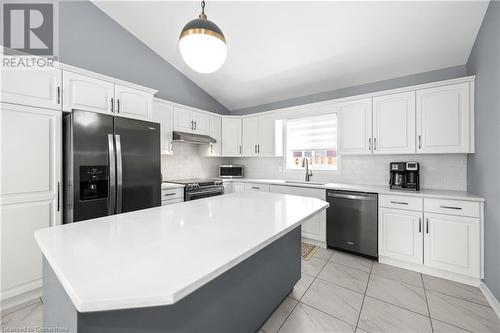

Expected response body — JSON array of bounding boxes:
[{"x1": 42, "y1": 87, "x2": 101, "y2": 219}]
[
  {"x1": 58, "y1": 1, "x2": 229, "y2": 114},
  {"x1": 231, "y1": 65, "x2": 467, "y2": 115},
  {"x1": 466, "y1": 1, "x2": 500, "y2": 300}
]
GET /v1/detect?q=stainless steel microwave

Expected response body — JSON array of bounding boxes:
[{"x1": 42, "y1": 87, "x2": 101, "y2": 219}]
[{"x1": 219, "y1": 165, "x2": 243, "y2": 179}]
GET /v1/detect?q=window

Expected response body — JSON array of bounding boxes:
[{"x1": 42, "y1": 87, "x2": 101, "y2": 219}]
[{"x1": 286, "y1": 114, "x2": 338, "y2": 171}]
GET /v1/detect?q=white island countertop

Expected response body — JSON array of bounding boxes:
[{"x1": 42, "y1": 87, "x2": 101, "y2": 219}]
[{"x1": 35, "y1": 192, "x2": 328, "y2": 313}]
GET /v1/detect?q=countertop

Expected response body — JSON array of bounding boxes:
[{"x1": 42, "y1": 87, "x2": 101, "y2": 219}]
[
  {"x1": 222, "y1": 178, "x2": 485, "y2": 202},
  {"x1": 161, "y1": 182, "x2": 185, "y2": 189},
  {"x1": 35, "y1": 192, "x2": 328, "y2": 313}
]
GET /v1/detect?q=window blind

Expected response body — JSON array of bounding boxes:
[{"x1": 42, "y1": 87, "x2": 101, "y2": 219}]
[{"x1": 286, "y1": 114, "x2": 337, "y2": 150}]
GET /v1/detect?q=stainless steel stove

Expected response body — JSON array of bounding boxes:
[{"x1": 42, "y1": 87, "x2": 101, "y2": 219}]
[{"x1": 167, "y1": 178, "x2": 224, "y2": 201}]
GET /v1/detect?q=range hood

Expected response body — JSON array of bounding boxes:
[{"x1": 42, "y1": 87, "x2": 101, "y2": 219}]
[{"x1": 172, "y1": 131, "x2": 216, "y2": 145}]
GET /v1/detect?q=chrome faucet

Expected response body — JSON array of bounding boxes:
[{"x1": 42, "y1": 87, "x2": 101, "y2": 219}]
[{"x1": 302, "y1": 158, "x2": 313, "y2": 182}]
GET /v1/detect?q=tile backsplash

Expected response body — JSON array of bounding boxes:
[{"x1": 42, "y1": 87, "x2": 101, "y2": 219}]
[
  {"x1": 162, "y1": 144, "x2": 467, "y2": 191},
  {"x1": 161, "y1": 143, "x2": 228, "y2": 181},
  {"x1": 230, "y1": 154, "x2": 468, "y2": 191}
]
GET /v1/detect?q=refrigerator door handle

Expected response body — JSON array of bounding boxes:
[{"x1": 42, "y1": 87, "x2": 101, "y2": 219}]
[
  {"x1": 108, "y1": 134, "x2": 116, "y2": 215},
  {"x1": 115, "y1": 134, "x2": 123, "y2": 214}
]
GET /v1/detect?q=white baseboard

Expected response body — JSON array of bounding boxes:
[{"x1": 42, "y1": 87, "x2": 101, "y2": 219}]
[{"x1": 480, "y1": 282, "x2": 500, "y2": 320}]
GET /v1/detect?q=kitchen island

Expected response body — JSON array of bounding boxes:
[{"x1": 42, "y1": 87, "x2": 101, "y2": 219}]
[{"x1": 35, "y1": 192, "x2": 328, "y2": 333}]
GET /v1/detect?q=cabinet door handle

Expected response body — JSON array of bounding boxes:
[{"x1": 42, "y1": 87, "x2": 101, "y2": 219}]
[
  {"x1": 239, "y1": 145, "x2": 242, "y2": 154},
  {"x1": 440, "y1": 205, "x2": 462, "y2": 210},
  {"x1": 110, "y1": 98, "x2": 114, "y2": 112},
  {"x1": 374, "y1": 138, "x2": 377, "y2": 150},
  {"x1": 117, "y1": 99, "x2": 120, "y2": 113},
  {"x1": 368, "y1": 138, "x2": 372, "y2": 151},
  {"x1": 57, "y1": 181, "x2": 61, "y2": 211},
  {"x1": 419, "y1": 217, "x2": 422, "y2": 233},
  {"x1": 57, "y1": 86, "x2": 61, "y2": 104},
  {"x1": 426, "y1": 218, "x2": 429, "y2": 234},
  {"x1": 418, "y1": 135, "x2": 422, "y2": 149},
  {"x1": 254, "y1": 144, "x2": 257, "y2": 153},
  {"x1": 258, "y1": 144, "x2": 260, "y2": 153},
  {"x1": 390, "y1": 201, "x2": 408, "y2": 205}
]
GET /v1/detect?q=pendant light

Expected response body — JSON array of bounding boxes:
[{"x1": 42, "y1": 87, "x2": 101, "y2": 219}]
[{"x1": 179, "y1": 1, "x2": 227, "y2": 74}]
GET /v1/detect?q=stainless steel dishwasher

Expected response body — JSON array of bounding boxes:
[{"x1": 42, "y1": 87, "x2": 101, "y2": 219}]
[{"x1": 326, "y1": 190, "x2": 378, "y2": 259}]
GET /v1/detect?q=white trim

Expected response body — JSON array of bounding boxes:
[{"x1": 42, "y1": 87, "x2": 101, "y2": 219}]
[
  {"x1": 60, "y1": 63, "x2": 158, "y2": 94},
  {"x1": 269, "y1": 76, "x2": 475, "y2": 118},
  {"x1": 480, "y1": 282, "x2": 500, "y2": 320},
  {"x1": 379, "y1": 256, "x2": 481, "y2": 287}
]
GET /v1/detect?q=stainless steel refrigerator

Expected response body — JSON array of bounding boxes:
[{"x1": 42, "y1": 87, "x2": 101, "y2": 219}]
[{"x1": 63, "y1": 109, "x2": 161, "y2": 223}]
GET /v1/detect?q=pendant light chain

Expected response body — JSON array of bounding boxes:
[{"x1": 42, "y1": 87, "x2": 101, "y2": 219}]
[{"x1": 200, "y1": 1, "x2": 207, "y2": 19}]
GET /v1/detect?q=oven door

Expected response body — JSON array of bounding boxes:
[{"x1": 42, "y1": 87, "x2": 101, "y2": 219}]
[{"x1": 186, "y1": 187, "x2": 224, "y2": 201}]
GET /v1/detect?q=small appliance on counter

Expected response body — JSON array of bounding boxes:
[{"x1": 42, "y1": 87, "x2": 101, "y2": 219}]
[
  {"x1": 389, "y1": 161, "x2": 420, "y2": 191},
  {"x1": 219, "y1": 165, "x2": 243, "y2": 179}
]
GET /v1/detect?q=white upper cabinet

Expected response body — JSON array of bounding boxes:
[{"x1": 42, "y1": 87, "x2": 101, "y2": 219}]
[
  {"x1": 242, "y1": 116, "x2": 259, "y2": 156},
  {"x1": 241, "y1": 113, "x2": 276, "y2": 157},
  {"x1": 373, "y1": 91, "x2": 416, "y2": 154},
  {"x1": 338, "y1": 98, "x2": 373, "y2": 154},
  {"x1": 416, "y1": 82, "x2": 472, "y2": 154},
  {"x1": 1, "y1": 68, "x2": 62, "y2": 110},
  {"x1": 221, "y1": 117, "x2": 242, "y2": 156},
  {"x1": 191, "y1": 111, "x2": 210, "y2": 136},
  {"x1": 257, "y1": 113, "x2": 276, "y2": 156},
  {"x1": 63, "y1": 71, "x2": 114, "y2": 114},
  {"x1": 152, "y1": 99, "x2": 173, "y2": 155},
  {"x1": 114, "y1": 84, "x2": 152, "y2": 121},
  {"x1": 208, "y1": 115, "x2": 222, "y2": 156},
  {"x1": 173, "y1": 107, "x2": 210, "y2": 136}
]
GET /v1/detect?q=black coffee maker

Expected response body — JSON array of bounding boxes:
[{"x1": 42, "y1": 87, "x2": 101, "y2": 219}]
[{"x1": 389, "y1": 161, "x2": 420, "y2": 191}]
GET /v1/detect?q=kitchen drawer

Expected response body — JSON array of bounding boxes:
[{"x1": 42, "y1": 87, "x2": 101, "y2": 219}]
[
  {"x1": 424, "y1": 198, "x2": 480, "y2": 218},
  {"x1": 161, "y1": 188, "x2": 184, "y2": 200},
  {"x1": 162, "y1": 197, "x2": 184, "y2": 206},
  {"x1": 244, "y1": 183, "x2": 270, "y2": 192},
  {"x1": 379, "y1": 194, "x2": 423, "y2": 211}
]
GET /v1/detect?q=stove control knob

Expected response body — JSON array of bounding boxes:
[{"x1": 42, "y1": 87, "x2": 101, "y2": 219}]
[
  {"x1": 194, "y1": 183, "x2": 200, "y2": 189},
  {"x1": 187, "y1": 184, "x2": 193, "y2": 190}
]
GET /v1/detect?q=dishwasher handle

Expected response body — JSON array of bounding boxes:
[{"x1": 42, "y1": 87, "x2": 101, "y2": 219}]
[{"x1": 327, "y1": 192, "x2": 376, "y2": 201}]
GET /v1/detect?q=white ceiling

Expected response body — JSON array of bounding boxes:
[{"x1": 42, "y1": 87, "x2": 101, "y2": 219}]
[{"x1": 92, "y1": 1, "x2": 488, "y2": 111}]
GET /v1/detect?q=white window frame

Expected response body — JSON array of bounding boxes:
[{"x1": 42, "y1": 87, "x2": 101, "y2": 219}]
[{"x1": 282, "y1": 112, "x2": 341, "y2": 175}]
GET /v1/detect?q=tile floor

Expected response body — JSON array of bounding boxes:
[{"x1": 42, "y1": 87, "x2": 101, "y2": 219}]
[{"x1": 2, "y1": 248, "x2": 499, "y2": 333}]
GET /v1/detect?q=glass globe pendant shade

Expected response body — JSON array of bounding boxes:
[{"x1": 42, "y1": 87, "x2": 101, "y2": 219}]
[{"x1": 179, "y1": 3, "x2": 227, "y2": 74}]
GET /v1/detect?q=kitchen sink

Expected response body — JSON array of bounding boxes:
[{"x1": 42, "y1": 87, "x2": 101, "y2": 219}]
[{"x1": 284, "y1": 180, "x2": 327, "y2": 186}]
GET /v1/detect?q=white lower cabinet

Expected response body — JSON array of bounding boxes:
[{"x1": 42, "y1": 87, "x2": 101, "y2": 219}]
[
  {"x1": 0, "y1": 103, "x2": 62, "y2": 310},
  {"x1": 161, "y1": 187, "x2": 184, "y2": 206},
  {"x1": 424, "y1": 213, "x2": 480, "y2": 278},
  {"x1": 233, "y1": 182, "x2": 245, "y2": 193},
  {"x1": 378, "y1": 194, "x2": 482, "y2": 284},
  {"x1": 379, "y1": 208, "x2": 423, "y2": 264},
  {"x1": 244, "y1": 183, "x2": 270, "y2": 192},
  {"x1": 270, "y1": 185, "x2": 326, "y2": 246}
]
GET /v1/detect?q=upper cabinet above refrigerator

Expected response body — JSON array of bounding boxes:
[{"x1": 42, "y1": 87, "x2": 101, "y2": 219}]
[{"x1": 62, "y1": 70, "x2": 155, "y2": 121}]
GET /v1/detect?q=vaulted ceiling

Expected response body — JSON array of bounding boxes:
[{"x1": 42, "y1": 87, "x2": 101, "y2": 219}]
[{"x1": 93, "y1": 1, "x2": 488, "y2": 111}]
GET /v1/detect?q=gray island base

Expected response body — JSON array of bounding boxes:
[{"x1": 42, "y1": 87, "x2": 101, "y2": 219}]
[{"x1": 43, "y1": 227, "x2": 301, "y2": 333}]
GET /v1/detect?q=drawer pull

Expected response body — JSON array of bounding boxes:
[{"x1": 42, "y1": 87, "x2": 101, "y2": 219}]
[
  {"x1": 419, "y1": 218, "x2": 422, "y2": 233},
  {"x1": 390, "y1": 201, "x2": 408, "y2": 205},
  {"x1": 440, "y1": 205, "x2": 462, "y2": 210},
  {"x1": 163, "y1": 193, "x2": 176, "y2": 197},
  {"x1": 251, "y1": 186, "x2": 260, "y2": 190}
]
